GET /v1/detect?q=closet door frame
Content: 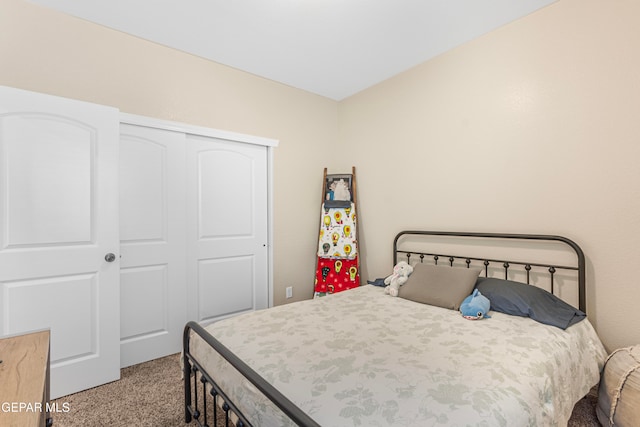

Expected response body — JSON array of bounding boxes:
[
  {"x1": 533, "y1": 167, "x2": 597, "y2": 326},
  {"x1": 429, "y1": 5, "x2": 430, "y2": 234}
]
[{"x1": 119, "y1": 112, "x2": 277, "y2": 312}]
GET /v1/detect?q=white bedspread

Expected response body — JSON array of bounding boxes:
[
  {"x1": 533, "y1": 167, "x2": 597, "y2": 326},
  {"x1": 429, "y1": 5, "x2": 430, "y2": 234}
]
[{"x1": 191, "y1": 285, "x2": 607, "y2": 426}]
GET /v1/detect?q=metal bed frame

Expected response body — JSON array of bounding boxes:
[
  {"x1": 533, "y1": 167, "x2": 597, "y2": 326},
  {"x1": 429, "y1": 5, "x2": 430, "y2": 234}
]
[
  {"x1": 183, "y1": 230, "x2": 587, "y2": 426},
  {"x1": 393, "y1": 231, "x2": 586, "y2": 312}
]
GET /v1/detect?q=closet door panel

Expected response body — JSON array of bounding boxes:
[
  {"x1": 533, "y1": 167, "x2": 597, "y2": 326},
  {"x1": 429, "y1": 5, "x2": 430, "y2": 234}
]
[
  {"x1": 119, "y1": 124, "x2": 187, "y2": 367},
  {"x1": 119, "y1": 135, "x2": 165, "y2": 241},
  {"x1": 120, "y1": 265, "x2": 167, "y2": 339},
  {"x1": 198, "y1": 256, "x2": 254, "y2": 319},
  {"x1": 198, "y1": 150, "x2": 253, "y2": 237},
  {"x1": 187, "y1": 135, "x2": 268, "y2": 324}
]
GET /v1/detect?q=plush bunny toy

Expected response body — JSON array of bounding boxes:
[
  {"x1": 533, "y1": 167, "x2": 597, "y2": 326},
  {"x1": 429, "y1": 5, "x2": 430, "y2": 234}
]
[{"x1": 384, "y1": 261, "x2": 414, "y2": 297}]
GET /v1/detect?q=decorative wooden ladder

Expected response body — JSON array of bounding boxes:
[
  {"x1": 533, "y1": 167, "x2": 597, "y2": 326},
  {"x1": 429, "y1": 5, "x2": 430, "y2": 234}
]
[{"x1": 314, "y1": 167, "x2": 360, "y2": 297}]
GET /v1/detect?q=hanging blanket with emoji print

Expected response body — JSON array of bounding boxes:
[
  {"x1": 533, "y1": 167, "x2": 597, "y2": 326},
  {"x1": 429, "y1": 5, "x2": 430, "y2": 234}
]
[
  {"x1": 317, "y1": 202, "x2": 357, "y2": 259},
  {"x1": 314, "y1": 257, "x2": 360, "y2": 297},
  {"x1": 315, "y1": 202, "x2": 359, "y2": 297}
]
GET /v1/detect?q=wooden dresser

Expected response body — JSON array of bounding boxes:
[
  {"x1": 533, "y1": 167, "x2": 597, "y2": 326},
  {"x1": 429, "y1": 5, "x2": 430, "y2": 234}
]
[{"x1": 0, "y1": 330, "x2": 52, "y2": 427}]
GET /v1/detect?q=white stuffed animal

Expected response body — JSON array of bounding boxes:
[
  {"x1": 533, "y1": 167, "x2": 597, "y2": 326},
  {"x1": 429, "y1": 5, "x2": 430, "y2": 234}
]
[{"x1": 384, "y1": 261, "x2": 414, "y2": 297}]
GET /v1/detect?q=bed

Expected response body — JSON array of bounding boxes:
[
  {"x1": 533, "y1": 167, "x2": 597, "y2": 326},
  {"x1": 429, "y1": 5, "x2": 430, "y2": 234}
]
[{"x1": 183, "y1": 231, "x2": 607, "y2": 427}]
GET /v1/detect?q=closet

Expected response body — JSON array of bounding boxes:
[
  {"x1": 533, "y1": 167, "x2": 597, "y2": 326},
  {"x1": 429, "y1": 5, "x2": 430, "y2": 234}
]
[
  {"x1": 119, "y1": 116, "x2": 273, "y2": 368},
  {"x1": 0, "y1": 86, "x2": 276, "y2": 398}
]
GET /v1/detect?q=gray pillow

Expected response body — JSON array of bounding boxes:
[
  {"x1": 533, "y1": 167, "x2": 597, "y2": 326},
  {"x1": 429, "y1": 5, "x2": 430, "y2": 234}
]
[
  {"x1": 398, "y1": 264, "x2": 482, "y2": 310},
  {"x1": 475, "y1": 277, "x2": 586, "y2": 329}
]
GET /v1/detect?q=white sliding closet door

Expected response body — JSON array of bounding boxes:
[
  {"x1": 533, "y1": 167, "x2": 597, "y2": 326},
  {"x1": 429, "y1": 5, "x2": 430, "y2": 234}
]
[
  {"x1": 119, "y1": 124, "x2": 187, "y2": 367},
  {"x1": 0, "y1": 86, "x2": 120, "y2": 398},
  {"x1": 119, "y1": 116, "x2": 273, "y2": 364},
  {"x1": 187, "y1": 134, "x2": 269, "y2": 325}
]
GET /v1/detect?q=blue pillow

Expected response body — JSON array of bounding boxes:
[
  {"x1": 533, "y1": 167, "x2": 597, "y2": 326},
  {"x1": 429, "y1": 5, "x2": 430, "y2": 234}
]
[{"x1": 475, "y1": 277, "x2": 586, "y2": 329}]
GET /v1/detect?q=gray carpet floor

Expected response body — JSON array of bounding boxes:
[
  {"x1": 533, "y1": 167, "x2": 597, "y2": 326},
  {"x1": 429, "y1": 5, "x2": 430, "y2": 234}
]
[{"x1": 52, "y1": 353, "x2": 601, "y2": 426}]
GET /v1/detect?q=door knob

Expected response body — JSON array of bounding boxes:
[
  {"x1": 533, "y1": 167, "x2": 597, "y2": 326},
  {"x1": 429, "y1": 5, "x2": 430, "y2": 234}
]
[{"x1": 104, "y1": 253, "x2": 116, "y2": 262}]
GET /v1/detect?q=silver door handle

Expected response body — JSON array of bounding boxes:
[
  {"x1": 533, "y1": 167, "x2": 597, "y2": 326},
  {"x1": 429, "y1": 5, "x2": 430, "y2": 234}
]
[{"x1": 105, "y1": 253, "x2": 116, "y2": 262}]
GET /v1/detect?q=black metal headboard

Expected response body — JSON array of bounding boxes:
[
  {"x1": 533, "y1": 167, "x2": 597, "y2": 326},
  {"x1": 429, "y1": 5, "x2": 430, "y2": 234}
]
[{"x1": 393, "y1": 231, "x2": 586, "y2": 312}]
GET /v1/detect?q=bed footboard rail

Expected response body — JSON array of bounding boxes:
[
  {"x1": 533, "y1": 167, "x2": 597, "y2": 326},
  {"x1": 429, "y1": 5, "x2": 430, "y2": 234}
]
[{"x1": 183, "y1": 321, "x2": 321, "y2": 427}]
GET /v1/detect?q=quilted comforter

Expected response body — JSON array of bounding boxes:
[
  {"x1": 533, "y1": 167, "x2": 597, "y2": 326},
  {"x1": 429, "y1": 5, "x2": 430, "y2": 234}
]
[{"x1": 191, "y1": 285, "x2": 607, "y2": 426}]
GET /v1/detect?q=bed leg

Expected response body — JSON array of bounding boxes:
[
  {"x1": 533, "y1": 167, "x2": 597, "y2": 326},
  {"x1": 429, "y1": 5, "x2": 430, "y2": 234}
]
[{"x1": 184, "y1": 356, "x2": 193, "y2": 423}]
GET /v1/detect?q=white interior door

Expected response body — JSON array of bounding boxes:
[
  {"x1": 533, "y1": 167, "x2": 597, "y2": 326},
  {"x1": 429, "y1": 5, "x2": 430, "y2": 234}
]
[
  {"x1": 0, "y1": 86, "x2": 120, "y2": 398},
  {"x1": 119, "y1": 124, "x2": 187, "y2": 367},
  {"x1": 187, "y1": 134, "x2": 269, "y2": 325}
]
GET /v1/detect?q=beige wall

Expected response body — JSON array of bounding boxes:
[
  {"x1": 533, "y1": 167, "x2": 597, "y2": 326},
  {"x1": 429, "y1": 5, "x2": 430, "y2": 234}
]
[
  {"x1": 2, "y1": 0, "x2": 638, "y2": 352},
  {"x1": 0, "y1": 0, "x2": 337, "y2": 306},
  {"x1": 339, "y1": 0, "x2": 640, "y2": 351}
]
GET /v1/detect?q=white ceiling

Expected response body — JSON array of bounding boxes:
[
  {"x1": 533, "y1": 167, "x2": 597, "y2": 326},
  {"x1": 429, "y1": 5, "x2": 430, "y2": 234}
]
[{"x1": 29, "y1": 0, "x2": 556, "y2": 100}]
